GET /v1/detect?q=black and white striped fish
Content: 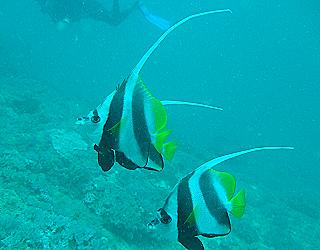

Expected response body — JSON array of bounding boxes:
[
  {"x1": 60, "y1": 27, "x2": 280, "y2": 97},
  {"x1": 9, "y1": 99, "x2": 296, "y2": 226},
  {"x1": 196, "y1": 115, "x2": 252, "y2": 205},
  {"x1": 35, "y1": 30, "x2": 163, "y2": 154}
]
[
  {"x1": 76, "y1": 86, "x2": 222, "y2": 172},
  {"x1": 148, "y1": 146, "x2": 294, "y2": 250},
  {"x1": 76, "y1": 9, "x2": 232, "y2": 172}
]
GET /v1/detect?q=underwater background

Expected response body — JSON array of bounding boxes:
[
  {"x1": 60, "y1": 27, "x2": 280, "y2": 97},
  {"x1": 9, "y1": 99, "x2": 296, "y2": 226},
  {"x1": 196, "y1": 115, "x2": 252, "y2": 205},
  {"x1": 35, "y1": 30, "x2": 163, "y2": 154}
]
[{"x1": 0, "y1": 0, "x2": 319, "y2": 249}]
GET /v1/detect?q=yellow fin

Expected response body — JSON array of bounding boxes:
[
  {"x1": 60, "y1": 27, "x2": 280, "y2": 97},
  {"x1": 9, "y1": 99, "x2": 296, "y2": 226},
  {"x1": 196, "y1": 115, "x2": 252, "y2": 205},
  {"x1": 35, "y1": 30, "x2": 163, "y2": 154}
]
[
  {"x1": 151, "y1": 98, "x2": 167, "y2": 132},
  {"x1": 137, "y1": 76, "x2": 167, "y2": 132},
  {"x1": 185, "y1": 204, "x2": 200, "y2": 227},
  {"x1": 154, "y1": 130, "x2": 171, "y2": 152},
  {"x1": 210, "y1": 170, "x2": 236, "y2": 201},
  {"x1": 163, "y1": 141, "x2": 177, "y2": 161},
  {"x1": 230, "y1": 189, "x2": 246, "y2": 218},
  {"x1": 137, "y1": 76, "x2": 174, "y2": 157}
]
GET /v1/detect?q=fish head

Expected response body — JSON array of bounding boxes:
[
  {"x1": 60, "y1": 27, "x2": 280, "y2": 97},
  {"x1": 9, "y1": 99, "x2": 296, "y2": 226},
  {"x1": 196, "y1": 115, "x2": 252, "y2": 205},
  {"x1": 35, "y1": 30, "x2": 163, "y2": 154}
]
[
  {"x1": 76, "y1": 108, "x2": 101, "y2": 126},
  {"x1": 147, "y1": 208, "x2": 177, "y2": 240},
  {"x1": 75, "y1": 107, "x2": 105, "y2": 143},
  {"x1": 75, "y1": 91, "x2": 115, "y2": 142},
  {"x1": 76, "y1": 91, "x2": 115, "y2": 126}
]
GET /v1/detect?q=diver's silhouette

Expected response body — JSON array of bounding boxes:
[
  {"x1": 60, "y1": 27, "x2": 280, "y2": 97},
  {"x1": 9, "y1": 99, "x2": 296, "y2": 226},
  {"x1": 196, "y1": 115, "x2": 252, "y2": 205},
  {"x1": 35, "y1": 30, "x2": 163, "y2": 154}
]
[{"x1": 35, "y1": 0, "x2": 170, "y2": 30}]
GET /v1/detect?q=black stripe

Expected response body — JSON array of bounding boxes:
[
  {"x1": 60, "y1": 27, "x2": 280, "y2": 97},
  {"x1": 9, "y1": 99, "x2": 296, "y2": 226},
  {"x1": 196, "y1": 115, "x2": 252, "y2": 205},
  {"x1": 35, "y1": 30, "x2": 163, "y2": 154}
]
[
  {"x1": 177, "y1": 173, "x2": 199, "y2": 238},
  {"x1": 147, "y1": 144, "x2": 164, "y2": 170},
  {"x1": 132, "y1": 84, "x2": 164, "y2": 170},
  {"x1": 199, "y1": 170, "x2": 231, "y2": 235},
  {"x1": 100, "y1": 78, "x2": 127, "y2": 150},
  {"x1": 96, "y1": 79, "x2": 127, "y2": 171}
]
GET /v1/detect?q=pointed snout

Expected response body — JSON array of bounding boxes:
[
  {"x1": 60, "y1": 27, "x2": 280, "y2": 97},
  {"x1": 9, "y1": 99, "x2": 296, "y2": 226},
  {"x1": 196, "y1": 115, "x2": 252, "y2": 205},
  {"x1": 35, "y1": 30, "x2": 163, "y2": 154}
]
[
  {"x1": 75, "y1": 116, "x2": 89, "y2": 125},
  {"x1": 147, "y1": 218, "x2": 160, "y2": 231}
]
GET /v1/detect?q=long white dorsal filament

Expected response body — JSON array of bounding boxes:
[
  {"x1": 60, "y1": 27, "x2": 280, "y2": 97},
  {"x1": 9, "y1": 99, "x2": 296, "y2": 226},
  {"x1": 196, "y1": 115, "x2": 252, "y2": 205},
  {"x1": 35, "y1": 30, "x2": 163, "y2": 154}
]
[
  {"x1": 131, "y1": 9, "x2": 232, "y2": 77},
  {"x1": 197, "y1": 146, "x2": 294, "y2": 173},
  {"x1": 161, "y1": 100, "x2": 223, "y2": 111}
]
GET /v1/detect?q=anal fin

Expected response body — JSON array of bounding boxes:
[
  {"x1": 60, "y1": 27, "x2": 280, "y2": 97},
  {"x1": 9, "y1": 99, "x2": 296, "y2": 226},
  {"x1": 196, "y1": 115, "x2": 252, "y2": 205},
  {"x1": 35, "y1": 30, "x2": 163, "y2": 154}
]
[
  {"x1": 178, "y1": 236, "x2": 204, "y2": 250},
  {"x1": 115, "y1": 151, "x2": 139, "y2": 170}
]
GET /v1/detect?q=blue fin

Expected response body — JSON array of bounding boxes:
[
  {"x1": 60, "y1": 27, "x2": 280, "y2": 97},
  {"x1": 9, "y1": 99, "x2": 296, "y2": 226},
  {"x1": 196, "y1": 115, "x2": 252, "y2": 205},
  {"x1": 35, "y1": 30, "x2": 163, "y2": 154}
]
[{"x1": 138, "y1": 2, "x2": 171, "y2": 30}]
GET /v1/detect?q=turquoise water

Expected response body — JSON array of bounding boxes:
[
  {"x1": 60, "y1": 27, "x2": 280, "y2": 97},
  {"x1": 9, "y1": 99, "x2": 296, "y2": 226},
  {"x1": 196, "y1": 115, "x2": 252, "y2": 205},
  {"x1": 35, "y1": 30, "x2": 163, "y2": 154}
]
[{"x1": 0, "y1": 0, "x2": 319, "y2": 249}]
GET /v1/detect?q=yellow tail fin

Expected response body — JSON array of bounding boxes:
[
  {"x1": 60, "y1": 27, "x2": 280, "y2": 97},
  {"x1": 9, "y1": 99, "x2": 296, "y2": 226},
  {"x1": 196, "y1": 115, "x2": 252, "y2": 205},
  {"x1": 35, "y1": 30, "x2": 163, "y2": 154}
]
[
  {"x1": 163, "y1": 141, "x2": 177, "y2": 161},
  {"x1": 230, "y1": 189, "x2": 246, "y2": 218},
  {"x1": 154, "y1": 130, "x2": 171, "y2": 152}
]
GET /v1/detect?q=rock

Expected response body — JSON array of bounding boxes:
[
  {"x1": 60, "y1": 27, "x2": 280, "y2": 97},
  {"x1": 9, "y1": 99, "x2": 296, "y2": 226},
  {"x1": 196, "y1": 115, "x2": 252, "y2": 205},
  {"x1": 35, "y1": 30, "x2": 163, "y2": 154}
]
[{"x1": 49, "y1": 129, "x2": 88, "y2": 159}]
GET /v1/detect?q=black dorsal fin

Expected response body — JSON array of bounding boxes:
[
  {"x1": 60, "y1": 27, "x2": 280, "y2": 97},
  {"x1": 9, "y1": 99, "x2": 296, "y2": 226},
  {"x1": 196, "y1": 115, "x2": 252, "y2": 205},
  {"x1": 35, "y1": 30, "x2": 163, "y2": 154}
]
[{"x1": 116, "y1": 78, "x2": 128, "y2": 92}]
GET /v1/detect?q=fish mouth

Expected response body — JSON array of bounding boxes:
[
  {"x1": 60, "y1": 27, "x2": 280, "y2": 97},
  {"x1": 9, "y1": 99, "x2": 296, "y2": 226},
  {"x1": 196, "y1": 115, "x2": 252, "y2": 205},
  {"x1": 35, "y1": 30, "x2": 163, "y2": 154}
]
[
  {"x1": 75, "y1": 116, "x2": 89, "y2": 125},
  {"x1": 147, "y1": 218, "x2": 160, "y2": 230}
]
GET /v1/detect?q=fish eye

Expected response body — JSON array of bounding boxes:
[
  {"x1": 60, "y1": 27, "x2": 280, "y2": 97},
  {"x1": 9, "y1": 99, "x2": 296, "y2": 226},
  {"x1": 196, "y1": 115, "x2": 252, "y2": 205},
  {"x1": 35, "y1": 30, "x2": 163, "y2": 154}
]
[
  {"x1": 91, "y1": 115, "x2": 100, "y2": 123},
  {"x1": 160, "y1": 215, "x2": 172, "y2": 224},
  {"x1": 91, "y1": 109, "x2": 100, "y2": 123}
]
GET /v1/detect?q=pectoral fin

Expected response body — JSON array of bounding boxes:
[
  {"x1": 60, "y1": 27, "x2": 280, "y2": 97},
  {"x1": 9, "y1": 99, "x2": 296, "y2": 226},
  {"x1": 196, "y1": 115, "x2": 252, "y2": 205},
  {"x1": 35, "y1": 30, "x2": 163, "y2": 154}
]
[
  {"x1": 107, "y1": 117, "x2": 127, "y2": 135},
  {"x1": 184, "y1": 204, "x2": 200, "y2": 227}
]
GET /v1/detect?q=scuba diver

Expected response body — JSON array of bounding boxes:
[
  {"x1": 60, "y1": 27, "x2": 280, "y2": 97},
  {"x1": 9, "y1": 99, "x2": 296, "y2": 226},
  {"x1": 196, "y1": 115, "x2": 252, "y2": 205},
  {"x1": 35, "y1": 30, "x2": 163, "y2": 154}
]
[{"x1": 35, "y1": 0, "x2": 170, "y2": 30}]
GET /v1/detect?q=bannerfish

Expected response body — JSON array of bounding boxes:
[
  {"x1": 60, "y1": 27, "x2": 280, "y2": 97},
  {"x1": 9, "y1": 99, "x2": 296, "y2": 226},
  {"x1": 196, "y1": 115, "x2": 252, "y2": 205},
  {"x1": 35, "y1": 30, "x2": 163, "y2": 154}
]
[
  {"x1": 147, "y1": 146, "x2": 293, "y2": 249},
  {"x1": 77, "y1": 9, "x2": 232, "y2": 172},
  {"x1": 77, "y1": 89, "x2": 223, "y2": 172}
]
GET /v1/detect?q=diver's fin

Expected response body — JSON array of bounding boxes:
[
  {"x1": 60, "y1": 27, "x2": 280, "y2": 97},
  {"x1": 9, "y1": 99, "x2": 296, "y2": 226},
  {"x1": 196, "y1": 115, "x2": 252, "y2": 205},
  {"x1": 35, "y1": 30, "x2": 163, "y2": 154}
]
[
  {"x1": 161, "y1": 100, "x2": 223, "y2": 111},
  {"x1": 131, "y1": 9, "x2": 232, "y2": 76},
  {"x1": 138, "y1": 2, "x2": 171, "y2": 30},
  {"x1": 178, "y1": 236, "x2": 204, "y2": 250},
  {"x1": 230, "y1": 189, "x2": 246, "y2": 218}
]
